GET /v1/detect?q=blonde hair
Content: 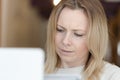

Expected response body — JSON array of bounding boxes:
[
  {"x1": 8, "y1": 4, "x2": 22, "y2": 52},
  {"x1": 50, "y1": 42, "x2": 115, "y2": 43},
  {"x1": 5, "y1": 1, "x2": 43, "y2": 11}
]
[{"x1": 45, "y1": 0, "x2": 108, "y2": 80}]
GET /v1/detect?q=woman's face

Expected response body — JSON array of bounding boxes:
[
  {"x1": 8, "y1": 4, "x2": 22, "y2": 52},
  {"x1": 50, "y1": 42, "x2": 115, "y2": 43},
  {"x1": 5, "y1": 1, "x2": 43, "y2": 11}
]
[{"x1": 55, "y1": 7, "x2": 89, "y2": 68}]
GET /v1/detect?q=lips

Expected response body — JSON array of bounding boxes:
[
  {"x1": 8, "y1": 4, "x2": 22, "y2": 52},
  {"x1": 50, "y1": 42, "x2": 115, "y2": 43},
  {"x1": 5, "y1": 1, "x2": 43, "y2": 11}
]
[
  {"x1": 61, "y1": 49, "x2": 72, "y2": 52},
  {"x1": 60, "y1": 48, "x2": 73, "y2": 53}
]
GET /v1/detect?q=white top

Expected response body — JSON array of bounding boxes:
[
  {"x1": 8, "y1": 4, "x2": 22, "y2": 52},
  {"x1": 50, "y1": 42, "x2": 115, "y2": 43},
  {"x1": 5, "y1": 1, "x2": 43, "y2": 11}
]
[{"x1": 54, "y1": 62, "x2": 120, "y2": 80}]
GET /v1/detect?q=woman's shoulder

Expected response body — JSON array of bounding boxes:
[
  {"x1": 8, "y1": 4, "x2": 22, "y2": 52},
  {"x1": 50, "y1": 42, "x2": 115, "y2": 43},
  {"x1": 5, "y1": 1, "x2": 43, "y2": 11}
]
[
  {"x1": 103, "y1": 61, "x2": 120, "y2": 71},
  {"x1": 100, "y1": 61, "x2": 120, "y2": 80}
]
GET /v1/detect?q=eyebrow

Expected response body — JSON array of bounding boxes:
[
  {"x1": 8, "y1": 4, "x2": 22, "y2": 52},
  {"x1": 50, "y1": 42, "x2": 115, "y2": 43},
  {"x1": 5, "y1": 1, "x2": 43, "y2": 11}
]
[{"x1": 57, "y1": 24, "x2": 85, "y2": 32}]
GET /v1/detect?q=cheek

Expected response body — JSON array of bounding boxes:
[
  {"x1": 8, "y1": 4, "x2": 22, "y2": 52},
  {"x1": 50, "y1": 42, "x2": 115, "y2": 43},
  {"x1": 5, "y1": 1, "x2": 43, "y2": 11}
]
[
  {"x1": 55, "y1": 33, "x2": 62, "y2": 46},
  {"x1": 74, "y1": 39, "x2": 88, "y2": 53}
]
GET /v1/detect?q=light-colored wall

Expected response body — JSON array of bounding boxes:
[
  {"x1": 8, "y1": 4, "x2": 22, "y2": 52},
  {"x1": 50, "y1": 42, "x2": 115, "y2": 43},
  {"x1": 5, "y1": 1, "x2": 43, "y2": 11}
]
[
  {"x1": 0, "y1": 0, "x2": 1, "y2": 46},
  {"x1": 1, "y1": 0, "x2": 47, "y2": 49}
]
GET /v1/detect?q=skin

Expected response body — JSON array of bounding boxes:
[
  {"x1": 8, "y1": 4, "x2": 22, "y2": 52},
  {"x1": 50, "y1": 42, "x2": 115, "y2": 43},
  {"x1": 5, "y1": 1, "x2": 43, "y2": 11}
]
[{"x1": 55, "y1": 7, "x2": 89, "y2": 68}]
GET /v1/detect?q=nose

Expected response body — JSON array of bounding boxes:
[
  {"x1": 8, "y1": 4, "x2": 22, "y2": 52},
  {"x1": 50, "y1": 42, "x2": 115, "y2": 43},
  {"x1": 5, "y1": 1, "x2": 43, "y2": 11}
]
[{"x1": 62, "y1": 33, "x2": 71, "y2": 46}]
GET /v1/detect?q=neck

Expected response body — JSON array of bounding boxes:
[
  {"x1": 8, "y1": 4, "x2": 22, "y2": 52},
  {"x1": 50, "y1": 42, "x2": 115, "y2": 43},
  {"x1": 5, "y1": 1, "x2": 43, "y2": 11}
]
[{"x1": 61, "y1": 59, "x2": 87, "y2": 68}]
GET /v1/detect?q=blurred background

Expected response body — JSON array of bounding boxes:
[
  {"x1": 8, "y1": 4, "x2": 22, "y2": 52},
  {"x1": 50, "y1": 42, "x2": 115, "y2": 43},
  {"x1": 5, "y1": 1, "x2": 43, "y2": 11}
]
[{"x1": 0, "y1": 0, "x2": 120, "y2": 66}]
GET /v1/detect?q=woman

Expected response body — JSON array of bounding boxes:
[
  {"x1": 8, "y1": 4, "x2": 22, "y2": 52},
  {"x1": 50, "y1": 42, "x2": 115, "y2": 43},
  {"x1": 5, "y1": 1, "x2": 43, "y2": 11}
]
[{"x1": 45, "y1": 0, "x2": 120, "y2": 80}]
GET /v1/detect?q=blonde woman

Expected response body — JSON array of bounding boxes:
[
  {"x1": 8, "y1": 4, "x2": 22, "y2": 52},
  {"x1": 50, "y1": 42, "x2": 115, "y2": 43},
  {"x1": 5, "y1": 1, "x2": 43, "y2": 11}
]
[{"x1": 45, "y1": 0, "x2": 120, "y2": 80}]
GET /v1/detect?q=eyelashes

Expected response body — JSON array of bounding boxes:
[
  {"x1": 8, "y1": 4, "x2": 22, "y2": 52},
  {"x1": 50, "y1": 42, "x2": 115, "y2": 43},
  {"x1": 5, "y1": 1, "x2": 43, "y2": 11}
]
[
  {"x1": 74, "y1": 33, "x2": 83, "y2": 37},
  {"x1": 56, "y1": 27, "x2": 84, "y2": 37},
  {"x1": 56, "y1": 27, "x2": 64, "y2": 32}
]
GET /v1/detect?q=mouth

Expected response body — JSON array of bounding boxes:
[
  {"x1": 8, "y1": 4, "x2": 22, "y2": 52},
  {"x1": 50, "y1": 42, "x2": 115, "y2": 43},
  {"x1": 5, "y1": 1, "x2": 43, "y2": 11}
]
[{"x1": 60, "y1": 48, "x2": 73, "y2": 53}]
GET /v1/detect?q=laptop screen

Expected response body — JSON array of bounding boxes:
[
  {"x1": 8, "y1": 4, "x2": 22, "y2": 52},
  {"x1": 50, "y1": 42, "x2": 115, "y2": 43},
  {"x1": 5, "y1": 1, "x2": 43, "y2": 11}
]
[{"x1": 0, "y1": 48, "x2": 44, "y2": 80}]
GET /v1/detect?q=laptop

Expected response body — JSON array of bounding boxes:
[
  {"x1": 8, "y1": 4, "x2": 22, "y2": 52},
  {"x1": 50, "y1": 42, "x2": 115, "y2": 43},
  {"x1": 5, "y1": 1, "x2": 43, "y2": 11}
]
[
  {"x1": 0, "y1": 48, "x2": 44, "y2": 80},
  {"x1": 45, "y1": 74, "x2": 81, "y2": 80}
]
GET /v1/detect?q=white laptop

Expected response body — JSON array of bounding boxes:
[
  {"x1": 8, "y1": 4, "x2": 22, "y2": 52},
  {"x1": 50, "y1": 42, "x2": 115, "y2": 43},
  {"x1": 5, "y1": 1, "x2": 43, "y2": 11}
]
[
  {"x1": 0, "y1": 48, "x2": 44, "y2": 80},
  {"x1": 45, "y1": 74, "x2": 81, "y2": 80}
]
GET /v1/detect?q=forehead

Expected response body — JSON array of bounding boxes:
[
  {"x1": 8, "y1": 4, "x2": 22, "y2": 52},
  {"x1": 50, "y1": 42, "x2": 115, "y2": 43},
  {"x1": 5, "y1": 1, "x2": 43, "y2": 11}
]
[{"x1": 57, "y1": 7, "x2": 89, "y2": 31}]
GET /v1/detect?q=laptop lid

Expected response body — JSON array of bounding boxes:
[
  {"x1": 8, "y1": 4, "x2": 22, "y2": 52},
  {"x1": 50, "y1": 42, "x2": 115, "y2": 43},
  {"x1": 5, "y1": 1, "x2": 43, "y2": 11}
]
[
  {"x1": 45, "y1": 74, "x2": 81, "y2": 80},
  {"x1": 0, "y1": 48, "x2": 44, "y2": 80}
]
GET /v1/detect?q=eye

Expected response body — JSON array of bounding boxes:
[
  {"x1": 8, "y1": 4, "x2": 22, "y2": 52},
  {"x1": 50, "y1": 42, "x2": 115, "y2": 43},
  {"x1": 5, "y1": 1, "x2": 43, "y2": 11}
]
[
  {"x1": 56, "y1": 27, "x2": 64, "y2": 32},
  {"x1": 74, "y1": 33, "x2": 84, "y2": 37}
]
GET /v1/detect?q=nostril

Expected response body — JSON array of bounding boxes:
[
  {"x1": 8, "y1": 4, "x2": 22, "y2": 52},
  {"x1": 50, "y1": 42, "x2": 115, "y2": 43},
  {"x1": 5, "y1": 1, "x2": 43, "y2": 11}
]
[{"x1": 62, "y1": 36, "x2": 71, "y2": 46}]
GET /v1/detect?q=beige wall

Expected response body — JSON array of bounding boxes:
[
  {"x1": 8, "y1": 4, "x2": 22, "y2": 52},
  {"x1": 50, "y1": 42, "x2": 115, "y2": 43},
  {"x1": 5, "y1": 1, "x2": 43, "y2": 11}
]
[{"x1": 1, "y1": 0, "x2": 47, "y2": 48}]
